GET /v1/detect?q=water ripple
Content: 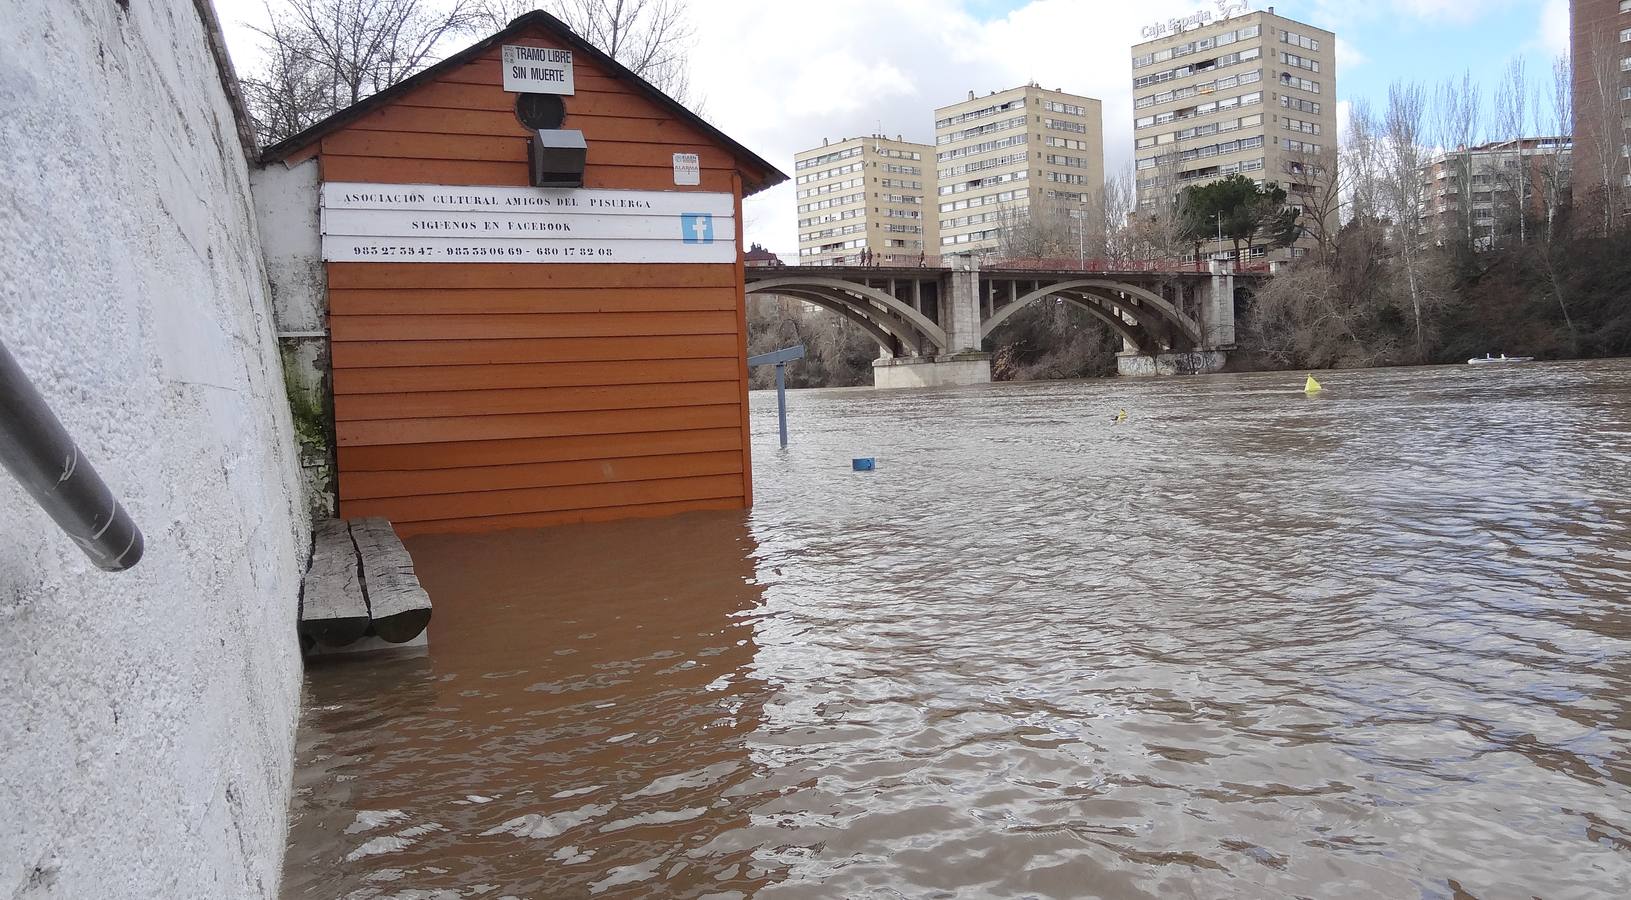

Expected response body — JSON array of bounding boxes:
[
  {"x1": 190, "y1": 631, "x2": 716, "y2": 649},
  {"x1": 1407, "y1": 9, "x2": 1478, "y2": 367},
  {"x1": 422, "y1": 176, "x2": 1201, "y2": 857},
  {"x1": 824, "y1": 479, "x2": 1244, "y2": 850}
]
[{"x1": 283, "y1": 362, "x2": 1631, "y2": 898}]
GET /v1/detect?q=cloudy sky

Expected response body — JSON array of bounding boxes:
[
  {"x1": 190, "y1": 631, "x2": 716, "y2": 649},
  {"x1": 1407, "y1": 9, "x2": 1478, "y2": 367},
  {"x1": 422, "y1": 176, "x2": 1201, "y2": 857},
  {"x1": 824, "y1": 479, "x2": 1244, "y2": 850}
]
[{"x1": 212, "y1": 0, "x2": 1571, "y2": 257}]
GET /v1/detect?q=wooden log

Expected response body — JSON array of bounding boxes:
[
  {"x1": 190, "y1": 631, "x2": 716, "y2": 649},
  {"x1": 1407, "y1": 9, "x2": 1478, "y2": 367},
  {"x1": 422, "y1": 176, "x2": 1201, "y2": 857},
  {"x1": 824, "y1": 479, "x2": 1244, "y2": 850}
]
[
  {"x1": 299, "y1": 519, "x2": 369, "y2": 647},
  {"x1": 349, "y1": 517, "x2": 433, "y2": 643}
]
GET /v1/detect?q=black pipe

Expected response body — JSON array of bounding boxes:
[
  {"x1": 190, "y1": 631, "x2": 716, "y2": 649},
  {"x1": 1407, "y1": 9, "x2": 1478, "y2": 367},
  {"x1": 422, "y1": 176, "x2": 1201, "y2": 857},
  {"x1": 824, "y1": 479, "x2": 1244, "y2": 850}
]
[{"x1": 0, "y1": 340, "x2": 143, "y2": 571}]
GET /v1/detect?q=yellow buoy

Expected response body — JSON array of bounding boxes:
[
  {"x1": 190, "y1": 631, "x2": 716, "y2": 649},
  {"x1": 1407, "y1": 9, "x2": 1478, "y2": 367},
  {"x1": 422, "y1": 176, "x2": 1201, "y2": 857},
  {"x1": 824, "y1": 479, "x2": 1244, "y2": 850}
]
[{"x1": 1305, "y1": 374, "x2": 1323, "y2": 393}]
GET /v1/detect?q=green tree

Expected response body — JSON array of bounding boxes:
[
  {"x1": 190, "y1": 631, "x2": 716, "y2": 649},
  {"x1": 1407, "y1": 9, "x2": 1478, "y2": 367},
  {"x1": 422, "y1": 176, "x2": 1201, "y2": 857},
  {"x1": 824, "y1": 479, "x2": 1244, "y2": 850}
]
[{"x1": 1179, "y1": 175, "x2": 1298, "y2": 261}]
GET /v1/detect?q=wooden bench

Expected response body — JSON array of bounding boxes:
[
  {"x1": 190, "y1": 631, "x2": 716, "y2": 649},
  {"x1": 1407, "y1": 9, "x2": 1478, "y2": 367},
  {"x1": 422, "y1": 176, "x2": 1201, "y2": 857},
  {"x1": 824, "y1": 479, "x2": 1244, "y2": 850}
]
[{"x1": 298, "y1": 517, "x2": 432, "y2": 651}]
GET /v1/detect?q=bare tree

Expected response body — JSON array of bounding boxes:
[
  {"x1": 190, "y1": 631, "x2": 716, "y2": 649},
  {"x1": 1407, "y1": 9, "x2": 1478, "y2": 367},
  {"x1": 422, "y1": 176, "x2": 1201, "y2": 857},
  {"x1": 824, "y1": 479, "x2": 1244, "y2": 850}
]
[
  {"x1": 995, "y1": 201, "x2": 1074, "y2": 259},
  {"x1": 246, "y1": 0, "x2": 478, "y2": 144},
  {"x1": 1580, "y1": 31, "x2": 1626, "y2": 234},
  {"x1": 1535, "y1": 56, "x2": 1573, "y2": 243},
  {"x1": 1432, "y1": 71, "x2": 1482, "y2": 248},
  {"x1": 1384, "y1": 80, "x2": 1431, "y2": 360},
  {"x1": 1492, "y1": 58, "x2": 1529, "y2": 246},
  {"x1": 1345, "y1": 98, "x2": 1386, "y2": 224},
  {"x1": 1339, "y1": 98, "x2": 1393, "y2": 302},
  {"x1": 471, "y1": 0, "x2": 696, "y2": 103},
  {"x1": 1284, "y1": 144, "x2": 1348, "y2": 267},
  {"x1": 1129, "y1": 151, "x2": 1208, "y2": 263},
  {"x1": 241, "y1": 15, "x2": 330, "y2": 145},
  {"x1": 1096, "y1": 169, "x2": 1139, "y2": 262}
]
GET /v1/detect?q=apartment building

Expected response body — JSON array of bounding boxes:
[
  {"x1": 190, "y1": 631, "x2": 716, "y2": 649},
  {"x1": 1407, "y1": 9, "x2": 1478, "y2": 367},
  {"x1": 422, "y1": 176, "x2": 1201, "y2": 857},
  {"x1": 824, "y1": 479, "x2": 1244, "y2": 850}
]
[
  {"x1": 794, "y1": 135, "x2": 937, "y2": 266},
  {"x1": 1131, "y1": 8, "x2": 1336, "y2": 261},
  {"x1": 1570, "y1": 0, "x2": 1631, "y2": 219},
  {"x1": 1420, "y1": 138, "x2": 1573, "y2": 248},
  {"x1": 932, "y1": 84, "x2": 1104, "y2": 254}
]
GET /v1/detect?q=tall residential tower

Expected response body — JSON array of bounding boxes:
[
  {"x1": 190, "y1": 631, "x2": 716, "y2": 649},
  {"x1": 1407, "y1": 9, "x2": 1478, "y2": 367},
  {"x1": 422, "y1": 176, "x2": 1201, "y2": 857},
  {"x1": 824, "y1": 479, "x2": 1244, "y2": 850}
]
[
  {"x1": 1131, "y1": 8, "x2": 1336, "y2": 261},
  {"x1": 933, "y1": 85, "x2": 1104, "y2": 254},
  {"x1": 795, "y1": 135, "x2": 937, "y2": 266}
]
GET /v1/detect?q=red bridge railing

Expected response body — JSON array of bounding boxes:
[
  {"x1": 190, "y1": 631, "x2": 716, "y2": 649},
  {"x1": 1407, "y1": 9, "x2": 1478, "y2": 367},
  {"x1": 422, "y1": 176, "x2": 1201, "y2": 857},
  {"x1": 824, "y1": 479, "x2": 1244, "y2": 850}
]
[
  {"x1": 984, "y1": 257, "x2": 1208, "y2": 274},
  {"x1": 748, "y1": 254, "x2": 1275, "y2": 274}
]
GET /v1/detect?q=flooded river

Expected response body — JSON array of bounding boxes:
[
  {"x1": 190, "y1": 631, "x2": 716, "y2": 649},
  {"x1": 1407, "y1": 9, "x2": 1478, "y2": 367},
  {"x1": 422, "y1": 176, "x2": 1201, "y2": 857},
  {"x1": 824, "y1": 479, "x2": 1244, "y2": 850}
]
[{"x1": 283, "y1": 361, "x2": 1631, "y2": 898}]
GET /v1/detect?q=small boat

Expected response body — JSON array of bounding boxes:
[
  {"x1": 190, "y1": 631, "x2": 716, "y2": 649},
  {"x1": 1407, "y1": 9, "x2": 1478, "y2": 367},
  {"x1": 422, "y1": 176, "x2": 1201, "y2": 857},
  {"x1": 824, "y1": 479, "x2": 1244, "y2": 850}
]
[{"x1": 1468, "y1": 354, "x2": 1534, "y2": 365}]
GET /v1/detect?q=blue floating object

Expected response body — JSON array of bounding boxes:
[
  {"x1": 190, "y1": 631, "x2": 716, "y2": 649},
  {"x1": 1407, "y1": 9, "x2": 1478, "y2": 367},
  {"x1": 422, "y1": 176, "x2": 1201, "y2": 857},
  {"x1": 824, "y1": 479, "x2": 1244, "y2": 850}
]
[{"x1": 852, "y1": 457, "x2": 876, "y2": 472}]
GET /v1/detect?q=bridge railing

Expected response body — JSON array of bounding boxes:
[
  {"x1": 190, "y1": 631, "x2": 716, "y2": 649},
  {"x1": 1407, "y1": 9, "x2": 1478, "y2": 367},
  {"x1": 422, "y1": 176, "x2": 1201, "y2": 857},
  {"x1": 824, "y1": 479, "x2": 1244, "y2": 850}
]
[
  {"x1": 982, "y1": 257, "x2": 1207, "y2": 274},
  {"x1": 750, "y1": 254, "x2": 1277, "y2": 274},
  {"x1": 984, "y1": 257, "x2": 1276, "y2": 275}
]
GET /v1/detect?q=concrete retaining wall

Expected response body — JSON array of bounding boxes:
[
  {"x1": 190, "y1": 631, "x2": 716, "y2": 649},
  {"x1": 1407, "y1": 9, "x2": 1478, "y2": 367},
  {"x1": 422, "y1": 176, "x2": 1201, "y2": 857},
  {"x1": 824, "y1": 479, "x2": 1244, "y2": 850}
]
[
  {"x1": 873, "y1": 355, "x2": 993, "y2": 389},
  {"x1": 252, "y1": 158, "x2": 335, "y2": 516},
  {"x1": 0, "y1": 2, "x2": 307, "y2": 897},
  {"x1": 1116, "y1": 351, "x2": 1230, "y2": 377}
]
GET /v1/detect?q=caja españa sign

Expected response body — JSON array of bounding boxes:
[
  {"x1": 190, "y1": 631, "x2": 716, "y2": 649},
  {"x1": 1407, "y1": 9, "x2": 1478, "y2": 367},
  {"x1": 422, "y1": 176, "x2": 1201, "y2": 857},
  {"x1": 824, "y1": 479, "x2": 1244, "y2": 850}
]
[{"x1": 1140, "y1": 0, "x2": 1250, "y2": 40}]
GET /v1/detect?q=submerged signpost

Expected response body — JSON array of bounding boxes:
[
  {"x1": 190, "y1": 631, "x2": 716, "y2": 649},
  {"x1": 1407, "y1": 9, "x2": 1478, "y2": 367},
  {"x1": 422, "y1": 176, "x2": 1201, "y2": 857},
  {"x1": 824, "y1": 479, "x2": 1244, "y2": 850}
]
[{"x1": 748, "y1": 345, "x2": 805, "y2": 448}]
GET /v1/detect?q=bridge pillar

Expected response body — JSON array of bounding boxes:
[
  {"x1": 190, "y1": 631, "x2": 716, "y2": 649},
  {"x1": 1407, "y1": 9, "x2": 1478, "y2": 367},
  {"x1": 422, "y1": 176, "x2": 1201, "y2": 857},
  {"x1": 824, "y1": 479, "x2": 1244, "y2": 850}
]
[
  {"x1": 1203, "y1": 260, "x2": 1237, "y2": 348},
  {"x1": 870, "y1": 255, "x2": 990, "y2": 389},
  {"x1": 945, "y1": 255, "x2": 984, "y2": 353}
]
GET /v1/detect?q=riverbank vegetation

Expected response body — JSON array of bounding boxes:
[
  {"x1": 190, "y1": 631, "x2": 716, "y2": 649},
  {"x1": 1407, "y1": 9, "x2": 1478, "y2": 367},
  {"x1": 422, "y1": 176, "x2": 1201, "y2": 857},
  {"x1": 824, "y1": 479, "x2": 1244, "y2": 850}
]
[{"x1": 1239, "y1": 61, "x2": 1630, "y2": 369}]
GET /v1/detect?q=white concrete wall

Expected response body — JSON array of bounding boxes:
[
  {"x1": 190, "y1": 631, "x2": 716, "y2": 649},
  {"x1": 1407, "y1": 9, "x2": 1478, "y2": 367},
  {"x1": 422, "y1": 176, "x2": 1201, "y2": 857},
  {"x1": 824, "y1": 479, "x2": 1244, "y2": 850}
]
[
  {"x1": 252, "y1": 159, "x2": 335, "y2": 516},
  {"x1": 253, "y1": 159, "x2": 326, "y2": 334},
  {"x1": 0, "y1": 2, "x2": 307, "y2": 898}
]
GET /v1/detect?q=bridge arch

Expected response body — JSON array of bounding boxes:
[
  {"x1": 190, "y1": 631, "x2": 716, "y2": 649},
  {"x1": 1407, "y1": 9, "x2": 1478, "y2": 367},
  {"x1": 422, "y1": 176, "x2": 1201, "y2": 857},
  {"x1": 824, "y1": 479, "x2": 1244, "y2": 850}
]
[
  {"x1": 746, "y1": 276, "x2": 948, "y2": 355},
  {"x1": 1050, "y1": 292, "x2": 1161, "y2": 349},
  {"x1": 752, "y1": 288, "x2": 912, "y2": 356},
  {"x1": 979, "y1": 279, "x2": 1203, "y2": 350}
]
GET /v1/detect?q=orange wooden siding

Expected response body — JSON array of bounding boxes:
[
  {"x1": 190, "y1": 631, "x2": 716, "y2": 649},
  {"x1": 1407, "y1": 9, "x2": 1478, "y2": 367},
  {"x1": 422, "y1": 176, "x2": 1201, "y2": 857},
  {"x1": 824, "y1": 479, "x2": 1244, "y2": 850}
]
[{"x1": 316, "y1": 26, "x2": 763, "y2": 534}]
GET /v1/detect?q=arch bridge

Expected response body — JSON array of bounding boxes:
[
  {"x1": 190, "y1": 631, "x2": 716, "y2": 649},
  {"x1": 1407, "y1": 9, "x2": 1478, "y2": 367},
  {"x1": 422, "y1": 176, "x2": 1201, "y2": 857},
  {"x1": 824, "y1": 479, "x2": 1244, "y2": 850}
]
[{"x1": 745, "y1": 256, "x2": 1268, "y2": 386}]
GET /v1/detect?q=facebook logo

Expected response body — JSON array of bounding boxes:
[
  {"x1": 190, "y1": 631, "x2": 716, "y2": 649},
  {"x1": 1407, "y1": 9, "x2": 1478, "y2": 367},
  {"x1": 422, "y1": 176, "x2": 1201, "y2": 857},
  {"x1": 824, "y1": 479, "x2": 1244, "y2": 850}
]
[{"x1": 681, "y1": 213, "x2": 714, "y2": 245}]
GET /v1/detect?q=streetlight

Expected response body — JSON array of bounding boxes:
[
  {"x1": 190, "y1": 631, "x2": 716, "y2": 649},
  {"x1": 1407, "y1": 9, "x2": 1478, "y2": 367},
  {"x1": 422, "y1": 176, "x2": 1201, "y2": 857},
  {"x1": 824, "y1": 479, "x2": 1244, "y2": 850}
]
[{"x1": 1078, "y1": 196, "x2": 1087, "y2": 264}]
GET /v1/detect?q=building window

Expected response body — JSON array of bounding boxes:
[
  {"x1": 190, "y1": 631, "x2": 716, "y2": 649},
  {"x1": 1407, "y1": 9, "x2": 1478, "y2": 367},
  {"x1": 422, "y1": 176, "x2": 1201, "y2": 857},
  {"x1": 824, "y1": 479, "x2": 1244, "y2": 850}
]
[
  {"x1": 795, "y1": 146, "x2": 862, "y2": 170},
  {"x1": 1281, "y1": 74, "x2": 1321, "y2": 94},
  {"x1": 1623, "y1": 0, "x2": 1631, "y2": 12},
  {"x1": 1622, "y1": 27, "x2": 1631, "y2": 41},
  {"x1": 1133, "y1": 47, "x2": 1261, "y2": 89},
  {"x1": 937, "y1": 114, "x2": 1028, "y2": 146},
  {"x1": 1282, "y1": 31, "x2": 1321, "y2": 52},
  {"x1": 1281, "y1": 96, "x2": 1322, "y2": 115},
  {"x1": 1281, "y1": 51, "x2": 1320, "y2": 73}
]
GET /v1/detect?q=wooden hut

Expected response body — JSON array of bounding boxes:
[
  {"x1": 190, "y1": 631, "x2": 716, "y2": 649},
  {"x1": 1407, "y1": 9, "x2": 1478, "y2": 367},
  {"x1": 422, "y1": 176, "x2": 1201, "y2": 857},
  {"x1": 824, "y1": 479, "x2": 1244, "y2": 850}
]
[{"x1": 256, "y1": 11, "x2": 786, "y2": 535}]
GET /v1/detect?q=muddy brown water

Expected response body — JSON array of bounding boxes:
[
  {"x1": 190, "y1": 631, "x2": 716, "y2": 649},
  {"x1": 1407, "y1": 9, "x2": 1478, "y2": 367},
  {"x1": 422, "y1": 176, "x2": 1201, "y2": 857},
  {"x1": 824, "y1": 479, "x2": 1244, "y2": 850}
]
[{"x1": 282, "y1": 361, "x2": 1631, "y2": 899}]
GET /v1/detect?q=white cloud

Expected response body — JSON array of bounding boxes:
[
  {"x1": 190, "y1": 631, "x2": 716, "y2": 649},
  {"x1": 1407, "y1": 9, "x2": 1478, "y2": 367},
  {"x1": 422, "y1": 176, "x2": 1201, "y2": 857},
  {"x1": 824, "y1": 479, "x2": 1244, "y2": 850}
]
[
  {"x1": 688, "y1": 0, "x2": 1154, "y2": 256},
  {"x1": 1389, "y1": 0, "x2": 1487, "y2": 23},
  {"x1": 1336, "y1": 37, "x2": 1366, "y2": 70},
  {"x1": 1540, "y1": 0, "x2": 1570, "y2": 57},
  {"x1": 1308, "y1": 0, "x2": 1525, "y2": 30}
]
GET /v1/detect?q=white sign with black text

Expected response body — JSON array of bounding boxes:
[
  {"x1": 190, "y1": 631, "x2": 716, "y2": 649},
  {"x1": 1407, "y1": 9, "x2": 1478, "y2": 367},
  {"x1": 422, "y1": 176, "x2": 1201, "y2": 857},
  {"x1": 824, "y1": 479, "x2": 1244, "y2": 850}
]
[
  {"x1": 320, "y1": 182, "x2": 736, "y2": 264},
  {"x1": 501, "y1": 44, "x2": 575, "y2": 94},
  {"x1": 672, "y1": 152, "x2": 701, "y2": 186}
]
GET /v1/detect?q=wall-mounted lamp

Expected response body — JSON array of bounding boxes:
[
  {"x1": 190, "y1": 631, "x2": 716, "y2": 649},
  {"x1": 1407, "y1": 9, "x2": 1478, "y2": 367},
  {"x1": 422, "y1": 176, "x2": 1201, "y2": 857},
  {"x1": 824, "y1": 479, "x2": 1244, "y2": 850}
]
[
  {"x1": 529, "y1": 129, "x2": 587, "y2": 188},
  {"x1": 516, "y1": 93, "x2": 586, "y2": 188}
]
